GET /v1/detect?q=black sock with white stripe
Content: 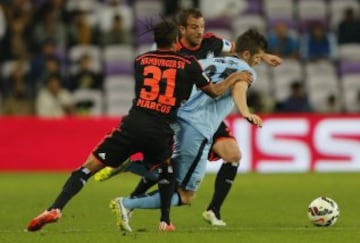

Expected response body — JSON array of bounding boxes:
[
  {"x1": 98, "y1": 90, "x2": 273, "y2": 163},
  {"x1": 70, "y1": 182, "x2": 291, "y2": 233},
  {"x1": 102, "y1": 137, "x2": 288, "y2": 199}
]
[
  {"x1": 158, "y1": 163, "x2": 175, "y2": 224},
  {"x1": 49, "y1": 167, "x2": 91, "y2": 210},
  {"x1": 207, "y1": 162, "x2": 238, "y2": 219}
]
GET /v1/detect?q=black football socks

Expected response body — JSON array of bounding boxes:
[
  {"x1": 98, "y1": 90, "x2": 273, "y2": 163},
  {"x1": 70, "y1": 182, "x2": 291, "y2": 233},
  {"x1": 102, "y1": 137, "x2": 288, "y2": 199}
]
[
  {"x1": 130, "y1": 177, "x2": 158, "y2": 198},
  {"x1": 49, "y1": 167, "x2": 91, "y2": 210},
  {"x1": 158, "y1": 163, "x2": 176, "y2": 224},
  {"x1": 206, "y1": 162, "x2": 238, "y2": 219}
]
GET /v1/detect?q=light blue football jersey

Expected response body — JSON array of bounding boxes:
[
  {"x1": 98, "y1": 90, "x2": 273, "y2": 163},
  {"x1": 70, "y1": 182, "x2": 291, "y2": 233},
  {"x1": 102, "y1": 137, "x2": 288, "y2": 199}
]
[{"x1": 176, "y1": 56, "x2": 257, "y2": 140}]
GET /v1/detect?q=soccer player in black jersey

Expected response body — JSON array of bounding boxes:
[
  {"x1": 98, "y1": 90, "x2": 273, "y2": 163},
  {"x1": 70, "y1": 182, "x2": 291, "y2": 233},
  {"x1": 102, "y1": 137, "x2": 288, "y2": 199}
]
[
  {"x1": 26, "y1": 20, "x2": 251, "y2": 232},
  {"x1": 95, "y1": 8, "x2": 282, "y2": 226}
]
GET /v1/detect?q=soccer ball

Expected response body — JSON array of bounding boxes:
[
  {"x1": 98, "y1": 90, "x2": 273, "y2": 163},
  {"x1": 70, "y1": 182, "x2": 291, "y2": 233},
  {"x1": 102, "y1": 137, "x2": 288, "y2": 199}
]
[{"x1": 308, "y1": 196, "x2": 340, "y2": 226}]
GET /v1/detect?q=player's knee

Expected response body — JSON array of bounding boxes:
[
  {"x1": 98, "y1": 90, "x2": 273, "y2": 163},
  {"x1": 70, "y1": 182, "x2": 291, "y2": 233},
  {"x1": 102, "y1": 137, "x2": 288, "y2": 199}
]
[
  {"x1": 83, "y1": 154, "x2": 106, "y2": 175},
  {"x1": 222, "y1": 149, "x2": 241, "y2": 163},
  {"x1": 214, "y1": 139, "x2": 242, "y2": 162}
]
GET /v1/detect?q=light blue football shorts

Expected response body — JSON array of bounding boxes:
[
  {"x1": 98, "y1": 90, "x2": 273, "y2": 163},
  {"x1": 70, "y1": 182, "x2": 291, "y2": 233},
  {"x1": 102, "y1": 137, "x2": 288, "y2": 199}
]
[{"x1": 172, "y1": 121, "x2": 212, "y2": 192}]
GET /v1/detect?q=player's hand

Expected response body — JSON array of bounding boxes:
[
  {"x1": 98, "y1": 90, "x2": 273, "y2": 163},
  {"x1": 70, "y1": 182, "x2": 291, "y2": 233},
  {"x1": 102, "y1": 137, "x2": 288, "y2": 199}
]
[
  {"x1": 244, "y1": 114, "x2": 263, "y2": 127},
  {"x1": 230, "y1": 71, "x2": 253, "y2": 85},
  {"x1": 262, "y1": 53, "x2": 283, "y2": 67}
]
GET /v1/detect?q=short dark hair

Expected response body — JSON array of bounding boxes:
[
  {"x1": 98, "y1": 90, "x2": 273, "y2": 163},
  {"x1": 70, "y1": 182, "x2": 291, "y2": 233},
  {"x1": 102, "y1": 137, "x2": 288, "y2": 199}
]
[
  {"x1": 235, "y1": 29, "x2": 268, "y2": 55},
  {"x1": 153, "y1": 21, "x2": 178, "y2": 48},
  {"x1": 175, "y1": 8, "x2": 203, "y2": 27}
]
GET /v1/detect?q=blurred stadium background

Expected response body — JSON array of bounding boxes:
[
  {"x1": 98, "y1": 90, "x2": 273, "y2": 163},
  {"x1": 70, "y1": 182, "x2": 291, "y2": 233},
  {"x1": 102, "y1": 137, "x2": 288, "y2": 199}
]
[
  {"x1": 1, "y1": 1, "x2": 360, "y2": 241},
  {"x1": 0, "y1": 0, "x2": 360, "y2": 173}
]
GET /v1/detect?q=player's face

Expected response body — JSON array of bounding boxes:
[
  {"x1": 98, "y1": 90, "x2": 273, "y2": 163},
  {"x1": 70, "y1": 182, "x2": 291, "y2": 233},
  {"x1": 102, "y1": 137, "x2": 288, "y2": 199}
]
[
  {"x1": 179, "y1": 16, "x2": 205, "y2": 47},
  {"x1": 244, "y1": 50, "x2": 264, "y2": 67}
]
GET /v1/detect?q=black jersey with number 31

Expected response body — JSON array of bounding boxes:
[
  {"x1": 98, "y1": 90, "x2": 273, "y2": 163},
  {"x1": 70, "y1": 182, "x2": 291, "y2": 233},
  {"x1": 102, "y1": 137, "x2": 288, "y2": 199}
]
[{"x1": 132, "y1": 50, "x2": 210, "y2": 123}]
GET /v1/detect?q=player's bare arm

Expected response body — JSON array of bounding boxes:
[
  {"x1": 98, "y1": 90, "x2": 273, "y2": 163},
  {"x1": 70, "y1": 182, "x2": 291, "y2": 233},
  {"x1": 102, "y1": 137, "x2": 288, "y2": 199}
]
[
  {"x1": 232, "y1": 81, "x2": 263, "y2": 127},
  {"x1": 202, "y1": 71, "x2": 253, "y2": 98},
  {"x1": 262, "y1": 53, "x2": 283, "y2": 67}
]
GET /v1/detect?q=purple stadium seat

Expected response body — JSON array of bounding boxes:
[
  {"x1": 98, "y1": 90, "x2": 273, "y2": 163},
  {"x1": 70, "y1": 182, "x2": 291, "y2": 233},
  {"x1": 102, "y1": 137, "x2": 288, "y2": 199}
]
[
  {"x1": 267, "y1": 18, "x2": 299, "y2": 32},
  {"x1": 297, "y1": 0, "x2": 327, "y2": 21},
  {"x1": 134, "y1": 0, "x2": 162, "y2": 18},
  {"x1": 264, "y1": 0, "x2": 295, "y2": 19},
  {"x1": 339, "y1": 61, "x2": 360, "y2": 76},
  {"x1": 245, "y1": 0, "x2": 262, "y2": 14},
  {"x1": 135, "y1": 17, "x2": 161, "y2": 45},
  {"x1": 232, "y1": 14, "x2": 266, "y2": 35},
  {"x1": 206, "y1": 18, "x2": 232, "y2": 29},
  {"x1": 136, "y1": 33, "x2": 153, "y2": 46},
  {"x1": 105, "y1": 61, "x2": 133, "y2": 75}
]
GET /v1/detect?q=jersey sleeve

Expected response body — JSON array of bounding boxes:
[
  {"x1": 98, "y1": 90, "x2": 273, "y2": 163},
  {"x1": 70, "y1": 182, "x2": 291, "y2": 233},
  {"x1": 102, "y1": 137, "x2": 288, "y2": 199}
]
[
  {"x1": 189, "y1": 56, "x2": 211, "y2": 88},
  {"x1": 221, "y1": 39, "x2": 233, "y2": 53},
  {"x1": 204, "y1": 32, "x2": 234, "y2": 55}
]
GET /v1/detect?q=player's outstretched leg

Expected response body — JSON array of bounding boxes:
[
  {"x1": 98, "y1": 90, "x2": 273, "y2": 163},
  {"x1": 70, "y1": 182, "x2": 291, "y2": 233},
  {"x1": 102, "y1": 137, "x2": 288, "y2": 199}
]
[{"x1": 26, "y1": 154, "x2": 105, "y2": 232}]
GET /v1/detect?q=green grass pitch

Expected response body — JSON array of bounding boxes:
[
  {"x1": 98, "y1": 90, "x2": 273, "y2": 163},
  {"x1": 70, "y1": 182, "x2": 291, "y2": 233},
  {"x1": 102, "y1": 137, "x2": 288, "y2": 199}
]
[{"x1": 1, "y1": 172, "x2": 360, "y2": 243}]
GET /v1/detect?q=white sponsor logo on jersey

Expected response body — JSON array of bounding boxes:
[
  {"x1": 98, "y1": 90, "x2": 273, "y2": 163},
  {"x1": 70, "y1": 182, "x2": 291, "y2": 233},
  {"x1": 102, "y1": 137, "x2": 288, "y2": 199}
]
[{"x1": 98, "y1": 152, "x2": 106, "y2": 160}]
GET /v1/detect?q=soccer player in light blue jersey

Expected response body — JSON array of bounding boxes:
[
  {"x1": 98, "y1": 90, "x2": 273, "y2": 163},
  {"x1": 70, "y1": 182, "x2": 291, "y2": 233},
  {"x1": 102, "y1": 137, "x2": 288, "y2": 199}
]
[
  {"x1": 110, "y1": 29, "x2": 266, "y2": 231},
  {"x1": 95, "y1": 8, "x2": 282, "y2": 227}
]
